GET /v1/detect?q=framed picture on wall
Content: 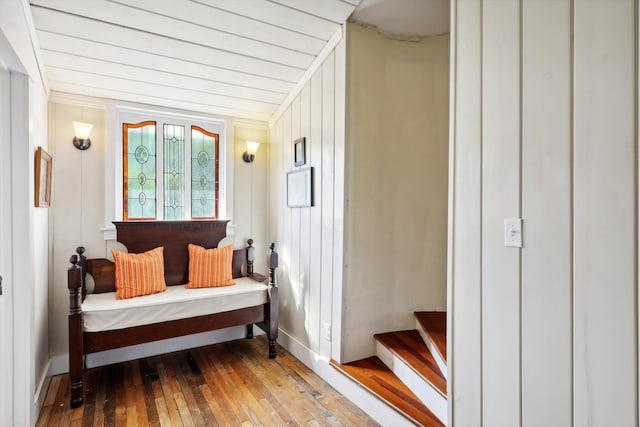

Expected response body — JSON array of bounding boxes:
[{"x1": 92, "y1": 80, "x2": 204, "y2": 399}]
[
  {"x1": 294, "y1": 137, "x2": 306, "y2": 167},
  {"x1": 287, "y1": 167, "x2": 313, "y2": 207},
  {"x1": 34, "y1": 146, "x2": 52, "y2": 208}
]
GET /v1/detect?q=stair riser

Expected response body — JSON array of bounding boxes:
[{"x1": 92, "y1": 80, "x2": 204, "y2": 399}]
[
  {"x1": 416, "y1": 321, "x2": 448, "y2": 380},
  {"x1": 376, "y1": 342, "x2": 448, "y2": 425}
]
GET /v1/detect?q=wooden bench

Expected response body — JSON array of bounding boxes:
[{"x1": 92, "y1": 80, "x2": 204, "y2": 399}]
[{"x1": 67, "y1": 220, "x2": 278, "y2": 408}]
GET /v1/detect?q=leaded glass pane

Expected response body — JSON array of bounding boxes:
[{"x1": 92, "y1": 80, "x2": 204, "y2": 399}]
[
  {"x1": 163, "y1": 124, "x2": 185, "y2": 220},
  {"x1": 125, "y1": 122, "x2": 156, "y2": 220},
  {"x1": 191, "y1": 126, "x2": 217, "y2": 218}
]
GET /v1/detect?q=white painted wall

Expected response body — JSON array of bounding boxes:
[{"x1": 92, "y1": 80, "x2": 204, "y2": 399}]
[
  {"x1": 342, "y1": 24, "x2": 449, "y2": 363},
  {"x1": 48, "y1": 102, "x2": 107, "y2": 359},
  {"x1": 450, "y1": 0, "x2": 638, "y2": 426},
  {"x1": 0, "y1": 0, "x2": 50, "y2": 424},
  {"x1": 47, "y1": 99, "x2": 269, "y2": 371},
  {"x1": 268, "y1": 37, "x2": 346, "y2": 361},
  {"x1": 233, "y1": 125, "x2": 269, "y2": 274}
]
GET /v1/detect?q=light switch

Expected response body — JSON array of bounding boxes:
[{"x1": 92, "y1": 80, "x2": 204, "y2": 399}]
[
  {"x1": 504, "y1": 218, "x2": 522, "y2": 248},
  {"x1": 324, "y1": 323, "x2": 332, "y2": 341}
]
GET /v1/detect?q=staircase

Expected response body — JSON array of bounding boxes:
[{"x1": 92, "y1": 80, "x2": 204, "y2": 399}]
[{"x1": 331, "y1": 312, "x2": 447, "y2": 426}]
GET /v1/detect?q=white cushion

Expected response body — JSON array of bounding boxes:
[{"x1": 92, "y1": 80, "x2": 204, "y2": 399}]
[{"x1": 82, "y1": 277, "x2": 268, "y2": 332}]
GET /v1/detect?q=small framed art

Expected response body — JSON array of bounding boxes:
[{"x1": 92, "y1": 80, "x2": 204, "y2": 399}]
[
  {"x1": 287, "y1": 167, "x2": 313, "y2": 207},
  {"x1": 294, "y1": 137, "x2": 306, "y2": 167},
  {"x1": 35, "y1": 146, "x2": 52, "y2": 208}
]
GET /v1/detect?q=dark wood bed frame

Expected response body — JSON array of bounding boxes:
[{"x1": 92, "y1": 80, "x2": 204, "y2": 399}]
[{"x1": 67, "y1": 220, "x2": 279, "y2": 408}]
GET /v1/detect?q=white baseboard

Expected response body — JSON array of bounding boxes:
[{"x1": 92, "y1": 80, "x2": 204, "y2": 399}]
[
  {"x1": 416, "y1": 319, "x2": 448, "y2": 380},
  {"x1": 34, "y1": 359, "x2": 52, "y2": 415},
  {"x1": 277, "y1": 330, "x2": 414, "y2": 427},
  {"x1": 49, "y1": 325, "x2": 262, "y2": 376},
  {"x1": 376, "y1": 341, "x2": 447, "y2": 424}
]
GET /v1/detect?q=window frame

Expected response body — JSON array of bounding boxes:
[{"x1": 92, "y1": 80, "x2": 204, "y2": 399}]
[
  {"x1": 190, "y1": 125, "x2": 220, "y2": 220},
  {"x1": 114, "y1": 107, "x2": 228, "y2": 224},
  {"x1": 122, "y1": 120, "x2": 157, "y2": 221}
]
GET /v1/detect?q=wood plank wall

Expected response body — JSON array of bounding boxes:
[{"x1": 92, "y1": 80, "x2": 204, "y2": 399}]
[
  {"x1": 450, "y1": 0, "x2": 638, "y2": 426},
  {"x1": 521, "y1": 2, "x2": 572, "y2": 426},
  {"x1": 268, "y1": 39, "x2": 346, "y2": 361}
]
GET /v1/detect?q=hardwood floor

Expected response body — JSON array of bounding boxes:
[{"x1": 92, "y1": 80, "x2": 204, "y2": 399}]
[{"x1": 37, "y1": 336, "x2": 379, "y2": 427}]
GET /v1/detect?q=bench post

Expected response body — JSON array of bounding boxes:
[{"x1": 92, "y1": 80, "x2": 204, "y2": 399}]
[
  {"x1": 245, "y1": 239, "x2": 256, "y2": 339},
  {"x1": 267, "y1": 243, "x2": 278, "y2": 358},
  {"x1": 68, "y1": 249, "x2": 85, "y2": 408},
  {"x1": 246, "y1": 238, "x2": 255, "y2": 277}
]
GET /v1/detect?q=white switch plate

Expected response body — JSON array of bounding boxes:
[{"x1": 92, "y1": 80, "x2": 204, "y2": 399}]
[
  {"x1": 504, "y1": 218, "x2": 522, "y2": 248},
  {"x1": 323, "y1": 323, "x2": 331, "y2": 341}
]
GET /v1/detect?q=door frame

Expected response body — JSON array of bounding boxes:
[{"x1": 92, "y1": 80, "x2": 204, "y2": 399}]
[
  {"x1": 10, "y1": 70, "x2": 34, "y2": 427},
  {"x1": 0, "y1": 31, "x2": 34, "y2": 426},
  {"x1": 0, "y1": 58, "x2": 13, "y2": 427}
]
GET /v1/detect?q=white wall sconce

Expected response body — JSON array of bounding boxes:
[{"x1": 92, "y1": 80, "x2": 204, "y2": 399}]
[
  {"x1": 242, "y1": 140, "x2": 260, "y2": 163},
  {"x1": 72, "y1": 121, "x2": 93, "y2": 150}
]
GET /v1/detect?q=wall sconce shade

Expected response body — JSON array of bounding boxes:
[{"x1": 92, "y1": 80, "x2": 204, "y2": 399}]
[
  {"x1": 72, "y1": 121, "x2": 93, "y2": 150},
  {"x1": 243, "y1": 140, "x2": 260, "y2": 163}
]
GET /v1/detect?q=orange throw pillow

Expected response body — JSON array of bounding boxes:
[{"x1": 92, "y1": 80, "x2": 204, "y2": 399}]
[
  {"x1": 112, "y1": 246, "x2": 167, "y2": 299},
  {"x1": 186, "y1": 244, "x2": 235, "y2": 288}
]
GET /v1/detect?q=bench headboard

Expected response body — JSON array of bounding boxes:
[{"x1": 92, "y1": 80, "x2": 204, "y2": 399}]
[
  {"x1": 113, "y1": 220, "x2": 229, "y2": 286},
  {"x1": 78, "y1": 220, "x2": 253, "y2": 295}
]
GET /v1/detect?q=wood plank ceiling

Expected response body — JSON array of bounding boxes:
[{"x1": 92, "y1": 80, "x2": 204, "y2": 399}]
[{"x1": 29, "y1": 0, "x2": 361, "y2": 122}]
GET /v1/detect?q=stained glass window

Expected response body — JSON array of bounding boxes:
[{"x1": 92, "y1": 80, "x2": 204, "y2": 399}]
[
  {"x1": 163, "y1": 124, "x2": 185, "y2": 220},
  {"x1": 122, "y1": 120, "x2": 220, "y2": 221},
  {"x1": 191, "y1": 126, "x2": 218, "y2": 219},
  {"x1": 123, "y1": 121, "x2": 156, "y2": 220}
]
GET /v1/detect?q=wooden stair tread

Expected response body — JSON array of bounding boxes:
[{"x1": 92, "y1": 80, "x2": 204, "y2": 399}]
[
  {"x1": 330, "y1": 357, "x2": 444, "y2": 427},
  {"x1": 415, "y1": 311, "x2": 447, "y2": 363},
  {"x1": 374, "y1": 330, "x2": 446, "y2": 396}
]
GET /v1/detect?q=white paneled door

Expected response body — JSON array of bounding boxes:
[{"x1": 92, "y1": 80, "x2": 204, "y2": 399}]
[{"x1": 0, "y1": 62, "x2": 13, "y2": 426}]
